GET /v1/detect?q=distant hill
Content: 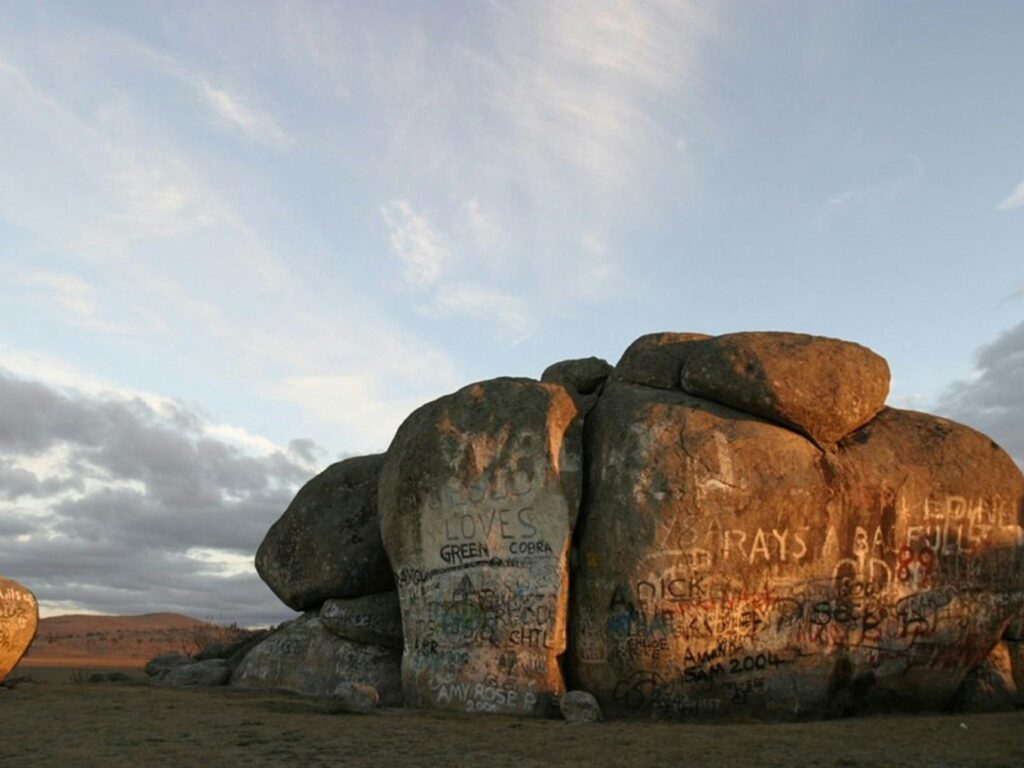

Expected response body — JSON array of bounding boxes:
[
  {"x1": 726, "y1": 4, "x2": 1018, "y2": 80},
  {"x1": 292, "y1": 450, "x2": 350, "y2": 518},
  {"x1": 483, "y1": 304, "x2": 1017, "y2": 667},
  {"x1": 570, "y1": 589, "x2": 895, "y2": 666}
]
[{"x1": 19, "y1": 612, "x2": 237, "y2": 669}]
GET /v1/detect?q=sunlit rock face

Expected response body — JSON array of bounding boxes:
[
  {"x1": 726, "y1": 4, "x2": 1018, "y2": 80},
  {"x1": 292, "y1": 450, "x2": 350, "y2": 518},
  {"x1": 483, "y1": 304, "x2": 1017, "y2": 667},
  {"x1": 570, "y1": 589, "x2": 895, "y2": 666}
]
[
  {"x1": 256, "y1": 454, "x2": 394, "y2": 611},
  {"x1": 568, "y1": 376, "x2": 1024, "y2": 719},
  {"x1": 379, "y1": 378, "x2": 583, "y2": 716},
  {"x1": 0, "y1": 576, "x2": 37, "y2": 683},
  {"x1": 680, "y1": 332, "x2": 891, "y2": 447}
]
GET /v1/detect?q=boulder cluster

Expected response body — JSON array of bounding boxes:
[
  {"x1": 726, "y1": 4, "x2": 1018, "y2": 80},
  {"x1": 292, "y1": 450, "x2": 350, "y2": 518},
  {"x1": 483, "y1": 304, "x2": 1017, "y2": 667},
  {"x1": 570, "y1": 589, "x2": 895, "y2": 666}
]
[{"x1": 238, "y1": 331, "x2": 1024, "y2": 720}]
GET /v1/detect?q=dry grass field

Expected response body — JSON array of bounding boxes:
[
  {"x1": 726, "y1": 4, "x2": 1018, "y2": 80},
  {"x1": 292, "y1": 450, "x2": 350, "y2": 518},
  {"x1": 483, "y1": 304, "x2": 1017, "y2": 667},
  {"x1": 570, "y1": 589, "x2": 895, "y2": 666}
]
[{"x1": 2, "y1": 667, "x2": 1022, "y2": 768}]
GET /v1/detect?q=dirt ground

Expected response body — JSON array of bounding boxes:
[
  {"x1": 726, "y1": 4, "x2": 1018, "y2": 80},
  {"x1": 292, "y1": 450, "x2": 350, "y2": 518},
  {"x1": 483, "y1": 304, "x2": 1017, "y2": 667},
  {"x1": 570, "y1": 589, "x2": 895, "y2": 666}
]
[{"x1": 2, "y1": 668, "x2": 1022, "y2": 768}]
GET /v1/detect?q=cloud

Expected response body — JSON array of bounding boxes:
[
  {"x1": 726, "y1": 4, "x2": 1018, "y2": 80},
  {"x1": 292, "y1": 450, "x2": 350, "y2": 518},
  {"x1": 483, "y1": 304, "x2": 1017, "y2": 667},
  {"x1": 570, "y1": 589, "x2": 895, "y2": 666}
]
[
  {"x1": 199, "y1": 79, "x2": 291, "y2": 147},
  {"x1": 935, "y1": 320, "x2": 1024, "y2": 467},
  {"x1": 0, "y1": 370, "x2": 320, "y2": 625},
  {"x1": 21, "y1": 271, "x2": 143, "y2": 335},
  {"x1": 380, "y1": 199, "x2": 451, "y2": 286},
  {"x1": 431, "y1": 282, "x2": 535, "y2": 342},
  {"x1": 997, "y1": 181, "x2": 1024, "y2": 212},
  {"x1": 826, "y1": 155, "x2": 924, "y2": 209}
]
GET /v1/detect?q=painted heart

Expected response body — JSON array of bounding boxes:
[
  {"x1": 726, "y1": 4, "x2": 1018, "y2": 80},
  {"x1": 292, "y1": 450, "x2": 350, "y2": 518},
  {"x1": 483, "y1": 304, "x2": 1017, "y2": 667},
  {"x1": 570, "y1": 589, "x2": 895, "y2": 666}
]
[{"x1": 0, "y1": 576, "x2": 38, "y2": 684}]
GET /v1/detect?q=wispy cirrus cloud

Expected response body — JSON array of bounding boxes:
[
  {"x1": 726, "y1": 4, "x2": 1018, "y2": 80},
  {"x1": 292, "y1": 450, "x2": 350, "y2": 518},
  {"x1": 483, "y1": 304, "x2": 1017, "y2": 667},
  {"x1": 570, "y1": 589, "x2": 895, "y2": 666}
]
[
  {"x1": 199, "y1": 79, "x2": 291, "y2": 148},
  {"x1": 997, "y1": 181, "x2": 1024, "y2": 211},
  {"x1": 380, "y1": 199, "x2": 451, "y2": 287}
]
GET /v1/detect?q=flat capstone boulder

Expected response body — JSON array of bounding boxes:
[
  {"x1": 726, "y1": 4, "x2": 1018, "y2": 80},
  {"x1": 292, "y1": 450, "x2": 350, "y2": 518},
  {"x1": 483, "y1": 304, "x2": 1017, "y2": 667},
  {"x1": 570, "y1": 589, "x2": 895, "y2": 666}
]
[{"x1": 680, "y1": 331, "x2": 890, "y2": 445}]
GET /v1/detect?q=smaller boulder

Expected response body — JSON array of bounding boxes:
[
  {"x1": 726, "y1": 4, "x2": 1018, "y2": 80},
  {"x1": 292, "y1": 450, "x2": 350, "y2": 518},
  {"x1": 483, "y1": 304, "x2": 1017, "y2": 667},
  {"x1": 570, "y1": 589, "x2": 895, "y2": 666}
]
[
  {"x1": 321, "y1": 592, "x2": 402, "y2": 648},
  {"x1": 560, "y1": 690, "x2": 602, "y2": 724},
  {"x1": 0, "y1": 576, "x2": 38, "y2": 684},
  {"x1": 680, "y1": 331, "x2": 890, "y2": 445},
  {"x1": 541, "y1": 357, "x2": 612, "y2": 395},
  {"x1": 950, "y1": 643, "x2": 1017, "y2": 713},
  {"x1": 256, "y1": 454, "x2": 394, "y2": 612},
  {"x1": 329, "y1": 681, "x2": 380, "y2": 714},
  {"x1": 610, "y1": 332, "x2": 709, "y2": 390},
  {"x1": 144, "y1": 653, "x2": 192, "y2": 678},
  {"x1": 159, "y1": 659, "x2": 231, "y2": 687}
]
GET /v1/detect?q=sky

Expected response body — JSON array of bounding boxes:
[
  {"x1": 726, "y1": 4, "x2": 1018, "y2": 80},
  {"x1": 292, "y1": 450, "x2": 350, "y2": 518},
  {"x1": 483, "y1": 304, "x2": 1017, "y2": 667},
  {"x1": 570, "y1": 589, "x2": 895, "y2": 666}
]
[{"x1": 0, "y1": 1, "x2": 1021, "y2": 627}]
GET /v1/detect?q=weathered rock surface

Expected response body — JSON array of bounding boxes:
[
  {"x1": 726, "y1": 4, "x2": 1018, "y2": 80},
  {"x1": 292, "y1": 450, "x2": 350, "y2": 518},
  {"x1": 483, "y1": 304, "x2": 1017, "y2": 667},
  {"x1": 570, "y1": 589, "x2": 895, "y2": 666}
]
[
  {"x1": 256, "y1": 454, "x2": 394, "y2": 611},
  {"x1": 379, "y1": 377, "x2": 583, "y2": 716},
  {"x1": 229, "y1": 613, "x2": 401, "y2": 704},
  {"x1": 144, "y1": 653, "x2": 192, "y2": 678},
  {"x1": 541, "y1": 357, "x2": 612, "y2": 395},
  {"x1": 680, "y1": 332, "x2": 890, "y2": 445},
  {"x1": 0, "y1": 577, "x2": 38, "y2": 684},
  {"x1": 560, "y1": 690, "x2": 602, "y2": 723},
  {"x1": 330, "y1": 681, "x2": 379, "y2": 713},
  {"x1": 569, "y1": 381, "x2": 1024, "y2": 720},
  {"x1": 1006, "y1": 640, "x2": 1024, "y2": 704},
  {"x1": 610, "y1": 332, "x2": 710, "y2": 390},
  {"x1": 950, "y1": 642, "x2": 1017, "y2": 712},
  {"x1": 159, "y1": 659, "x2": 231, "y2": 687},
  {"x1": 321, "y1": 592, "x2": 402, "y2": 648}
]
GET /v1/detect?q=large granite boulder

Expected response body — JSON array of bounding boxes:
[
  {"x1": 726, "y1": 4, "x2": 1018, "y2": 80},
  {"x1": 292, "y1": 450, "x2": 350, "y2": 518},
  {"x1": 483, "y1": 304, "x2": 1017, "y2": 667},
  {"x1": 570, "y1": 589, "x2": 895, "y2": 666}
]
[
  {"x1": 0, "y1": 576, "x2": 38, "y2": 684},
  {"x1": 379, "y1": 377, "x2": 584, "y2": 716},
  {"x1": 569, "y1": 381, "x2": 1024, "y2": 720},
  {"x1": 680, "y1": 332, "x2": 890, "y2": 446},
  {"x1": 256, "y1": 454, "x2": 394, "y2": 611},
  {"x1": 159, "y1": 659, "x2": 231, "y2": 687},
  {"x1": 230, "y1": 613, "x2": 401, "y2": 704},
  {"x1": 610, "y1": 332, "x2": 710, "y2": 390},
  {"x1": 321, "y1": 592, "x2": 402, "y2": 648},
  {"x1": 950, "y1": 641, "x2": 1017, "y2": 712}
]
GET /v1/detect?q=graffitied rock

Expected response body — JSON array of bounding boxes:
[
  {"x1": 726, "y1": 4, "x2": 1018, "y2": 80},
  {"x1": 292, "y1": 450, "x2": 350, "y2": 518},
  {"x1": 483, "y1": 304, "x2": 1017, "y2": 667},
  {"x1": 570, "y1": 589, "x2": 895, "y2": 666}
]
[
  {"x1": 828, "y1": 407, "x2": 1024, "y2": 710},
  {"x1": 321, "y1": 592, "x2": 402, "y2": 648},
  {"x1": 230, "y1": 613, "x2": 401, "y2": 704},
  {"x1": 256, "y1": 454, "x2": 394, "y2": 611},
  {"x1": 0, "y1": 576, "x2": 38, "y2": 684},
  {"x1": 379, "y1": 377, "x2": 583, "y2": 716},
  {"x1": 541, "y1": 357, "x2": 612, "y2": 395},
  {"x1": 560, "y1": 690, "x2": 602, "y2": 723},
  {"x1": 569, "y1": 383, "x2": 1024, "y2": 720},
  {"x1": 610, "y1": 332, "x2": 710, "y2": 390},
  {"x1": 680, "y1": 332, "x2": 890, "y2": 445},
  {"x1": 570, "y1": 381, "x2": 830, "y2": 720}
]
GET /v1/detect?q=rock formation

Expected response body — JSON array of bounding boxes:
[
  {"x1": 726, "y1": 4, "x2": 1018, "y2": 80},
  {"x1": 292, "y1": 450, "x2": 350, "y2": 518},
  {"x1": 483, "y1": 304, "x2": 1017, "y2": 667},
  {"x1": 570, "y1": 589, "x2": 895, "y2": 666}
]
[
  {"x1": 0, "y1": 576, "x2": 38, "y2": 685},
  {"x1": 379, "y1": 378, "x2": 583, "y2": 715},
  {"x1": 230, "y1": 613, "x2": 401, "y2": 704},
  {"x1": 246, "y1": 330, "x2": 1023, "y2": 721},
  {"x1": 256, "y1": 453, "x2": 393, "y2": 611}
]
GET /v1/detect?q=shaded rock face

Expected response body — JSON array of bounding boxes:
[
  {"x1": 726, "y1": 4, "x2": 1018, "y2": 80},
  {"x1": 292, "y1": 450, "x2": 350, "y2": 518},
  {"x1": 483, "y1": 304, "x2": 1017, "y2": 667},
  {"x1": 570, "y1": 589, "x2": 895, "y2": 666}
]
[
  {"x1": 950, "y1": 641, "x2": 1016, "y2": 712},
  {"x1": 229, "y1": 613, "x2": 401, "y2": 704},
  {"x1": 321, "y1": 592, "x2": 402, "y2": 649},
  {"x1": 680, "y1": 332, "x2": 890, "y2": 446},
  {"x1": 160, "y1": 659, "x2": 231, "y2": 687},
  {"x1": 379, "y1": 378, "x2": 583, "y2": 716},
  {"x1": 569, "y1": 382, "x2": 1024, "y2": 720},
  {"x1": 0, "y1": 576, "x2": 38, "y2": 684},
  {"x1": 610, "y1": 332, "x2": 710, "y2": 390},
  {"x1": 541, "y1": 357, "x2": 612, "y2": 396},
  {"x1": 256, "y1": 454, "x2": 394, "y2": 611}
]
